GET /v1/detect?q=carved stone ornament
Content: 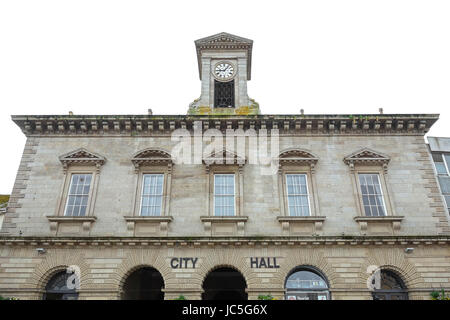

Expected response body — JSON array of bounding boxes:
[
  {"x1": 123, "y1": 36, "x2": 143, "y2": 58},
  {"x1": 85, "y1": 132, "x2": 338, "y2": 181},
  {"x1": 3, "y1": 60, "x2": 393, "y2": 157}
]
[
  {"x1": 131, "y1": 148, "x2": 173, "y2": 173},
  {"x1": 59, "y1": 148, "x2": 106, "y2": 173},
  {"x1": 343, "y1": 147, "x2": 390, "y2": 171},
  {"x1": 202, "y1": 149, "x2": 246, "y2": 168},
  {"x1": 277, "y1": 148, "x2": 318, "y2": 173}
]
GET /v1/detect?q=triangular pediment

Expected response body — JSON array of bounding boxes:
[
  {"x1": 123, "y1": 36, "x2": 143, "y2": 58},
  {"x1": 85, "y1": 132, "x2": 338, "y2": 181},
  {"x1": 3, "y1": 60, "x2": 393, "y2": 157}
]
[
  {"x1": 344, "y1": 148, "x2": 390, "y2": 165},
  {"x1": 203, "y1": 148, "x2": 245, "y2": 166},
  {"x1": 195, "y1": 32, "x2": 253, "y2": 46},
  {"x1": 59, "y1": 148, "x2": 106, "y2": 169},
  {"x1": 195, "y1": 32, "x2": 253, "y2": 80},
  {"x1": 59, "y1": 148, "x2": 105, "y2": 161}
]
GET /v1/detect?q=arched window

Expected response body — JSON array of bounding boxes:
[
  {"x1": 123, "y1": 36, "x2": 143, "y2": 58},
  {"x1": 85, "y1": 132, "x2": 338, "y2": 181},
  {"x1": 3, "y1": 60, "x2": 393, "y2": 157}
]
[
  {"x1": 372, "y1": 269, "x2": 408, "y2": 300},
  {"x1": 285, "y1": 267, "x2": 329, "y2": 300},
  {"x1": 43, "y1": 271, "x2": 79, "y2": 300}
]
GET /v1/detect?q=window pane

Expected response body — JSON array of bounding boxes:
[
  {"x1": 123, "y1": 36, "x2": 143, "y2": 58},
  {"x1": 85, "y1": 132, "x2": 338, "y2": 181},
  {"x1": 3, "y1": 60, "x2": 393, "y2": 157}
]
[
  {"x1": 444, "y1": 195, "x2": 450, "y2": 210},
  {"x1": 64, "y1": 174, "x2": 92, "y2": 216},
  {"x1": 444, "y1": 154, "x2": 450, "y2": 172},
  {"x1": 214, "y1": 174, "x2": 235, "y2": 216},
  {"x1": 438, "y1": 176, "x2": 450, "y2": 194},
  {"x1": 358, "y1": 174, "x2": 386, "y2": 217},
  {"x1": 286, "y1": 174, "x2": 310, "y2": 216},
  {"x1": 435, "y1": 162, "x2": 448, "y2": 175},
  {"x1": 140, "y1": 174, "x2": 164, "y2": 216}
]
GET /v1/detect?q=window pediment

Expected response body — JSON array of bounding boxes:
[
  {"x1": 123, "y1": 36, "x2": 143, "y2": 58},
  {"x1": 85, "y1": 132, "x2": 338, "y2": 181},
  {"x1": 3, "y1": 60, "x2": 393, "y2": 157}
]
[
  {"x1": 59, "y1": 148, "x2": 106, "y2": 172},
  {"x1": 203, "y1": 149, "x2": 246, "y2": 167},
  {"x1": 278, "y1": 149, "x2": 318, "y2": 167},
  {"x1": 343, "y1": 148, "x2": 390, "y2": 169},
  {"x1": 131, "y1": 148, "x2": 173, "y2": 172}
]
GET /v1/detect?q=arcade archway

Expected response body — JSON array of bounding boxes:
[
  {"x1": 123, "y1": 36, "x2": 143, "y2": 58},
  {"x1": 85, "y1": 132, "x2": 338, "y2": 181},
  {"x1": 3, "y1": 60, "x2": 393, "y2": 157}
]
[
  {"x1": 121, "y1": 267, "x2": 164, "y2": 300},
  {"x1": 202, "y1": 267, "x2": 247, "y2": 300}
]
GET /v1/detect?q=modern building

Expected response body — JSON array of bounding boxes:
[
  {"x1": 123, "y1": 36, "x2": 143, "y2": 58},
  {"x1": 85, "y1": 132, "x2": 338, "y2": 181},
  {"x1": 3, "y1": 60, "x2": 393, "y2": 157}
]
[
  {"x1": 428, "y1": 137, "x2": 450, "y2": 216},
  {"x1": 0, "y1": 33, "x2": 449, "y2": 300}
]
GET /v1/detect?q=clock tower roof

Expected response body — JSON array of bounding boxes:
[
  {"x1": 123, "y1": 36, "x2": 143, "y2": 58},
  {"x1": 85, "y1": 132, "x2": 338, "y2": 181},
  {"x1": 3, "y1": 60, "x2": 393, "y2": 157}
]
[{"x1": 195, "y1": 32, "x2": 253, "y2": 80}]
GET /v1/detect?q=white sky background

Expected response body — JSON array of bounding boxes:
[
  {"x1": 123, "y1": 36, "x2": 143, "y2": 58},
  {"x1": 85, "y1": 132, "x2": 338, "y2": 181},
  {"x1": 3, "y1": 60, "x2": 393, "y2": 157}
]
[{"x1": 1, "y1": 0, "x2": 450, "y2": 194}]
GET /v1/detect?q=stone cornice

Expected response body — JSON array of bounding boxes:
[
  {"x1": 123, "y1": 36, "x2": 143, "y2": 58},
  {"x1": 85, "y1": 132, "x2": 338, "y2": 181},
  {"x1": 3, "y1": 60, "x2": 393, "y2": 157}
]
[
  {"x1": 11, "y1": 114, "x2": 439, "y2": 137},
  {"x1": 0, "y1": 235, "x2": 449, "y2": 247}
]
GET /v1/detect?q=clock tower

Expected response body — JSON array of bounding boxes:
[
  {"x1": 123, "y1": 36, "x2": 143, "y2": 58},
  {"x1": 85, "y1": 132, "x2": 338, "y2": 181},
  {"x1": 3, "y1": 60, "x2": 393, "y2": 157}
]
[{"x1": 188, "y1": 32, "x2": 260, "y2": 115}]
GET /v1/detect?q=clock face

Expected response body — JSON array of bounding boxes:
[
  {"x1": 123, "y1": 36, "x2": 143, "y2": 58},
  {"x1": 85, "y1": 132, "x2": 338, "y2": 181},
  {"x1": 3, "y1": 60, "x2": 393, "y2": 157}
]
[{"x1": 214, "y1": 62, "x2": 234, "y2": 80}]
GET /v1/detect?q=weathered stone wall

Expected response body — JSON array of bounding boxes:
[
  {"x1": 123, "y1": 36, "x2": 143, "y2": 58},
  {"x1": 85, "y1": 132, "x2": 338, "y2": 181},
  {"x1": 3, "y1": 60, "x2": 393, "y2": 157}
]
[
  {"x1": 1, "y1": 134, "x2": 448, "y2": 237},
  {"x1": 0, "y1": 243, "x2": 448, "y2": 300}
]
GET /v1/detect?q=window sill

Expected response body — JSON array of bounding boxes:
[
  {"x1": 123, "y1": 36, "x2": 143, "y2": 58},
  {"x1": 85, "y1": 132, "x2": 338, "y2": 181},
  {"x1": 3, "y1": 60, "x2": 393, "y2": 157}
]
[
  {"x1": 276, "y1": 216, "x2": 326, "y2": 236},
  {"x1": 124, "y1": 216, "x2": 173, "y2": 236},
  {"x1": 46, "y1": 216, "x2": 97, "y2": 236},
  {"x1": 200, "y1": 216, "x2": 248, "y2": 236},
  {"x1": 354, "y1": 216, "x2": 404, "y2": 234}
]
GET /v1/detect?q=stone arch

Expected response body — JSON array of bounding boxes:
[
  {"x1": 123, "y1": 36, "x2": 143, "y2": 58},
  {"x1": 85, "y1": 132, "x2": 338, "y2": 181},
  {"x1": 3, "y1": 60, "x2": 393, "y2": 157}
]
[
  {"x1": 201, "y1": 264, "x2": 249, "y2": 300},
  {"x1": 113, "y1": 251, "x2": 170, "y2": 296},
  {"x1": 196, "y1": 248, "x2": 254, "y2": 289},
  {"x1": 377, "y1": 265, "x2": 409, "y2": 288},
  {"x1": 284, "y1": 264, "x2": 331, "y2": 289},
  {"x1": 117, "y1": 263, "x2": 166, "y2": 294},
  {"x1": 278, "y1": 148, "x2": 318, "y2": 160},
  {"x1": 30, "y1": 249, "x2": 89, "y2": 299},
  {"x1": 118, "y1": 263, "x2": 166, "y2": 300},
  {"x1": 201, "y1": 264, "x2": 248, "y2": 289},
  {"x1": 131, "y1": 148, "x2": 172, "y2": 160},
  {"x1": 274, "y1": 249, "x2": 339, "y2": 290},
  {"x1": 359, "y1": 249, "x2": 423, "y2": 290}
]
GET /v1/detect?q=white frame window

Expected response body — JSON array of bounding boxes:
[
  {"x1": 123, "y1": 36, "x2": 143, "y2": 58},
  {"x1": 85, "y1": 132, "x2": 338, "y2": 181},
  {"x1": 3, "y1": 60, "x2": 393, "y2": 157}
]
[
  {"x1": 285, "y1": 174, "x2": 311, "y2": 216},
  {"x1": 213, "y1": 173, "x2": 236, "y2": 216},
  {"x1": 64, "y1": 173, "x2": 93, "y2": 217},
  {"x1": 358, "y1": 173, "x2": 387, "y2": 217},
  {"x1": 140, "y1": 174, "x2": 164, "y2": 216}
]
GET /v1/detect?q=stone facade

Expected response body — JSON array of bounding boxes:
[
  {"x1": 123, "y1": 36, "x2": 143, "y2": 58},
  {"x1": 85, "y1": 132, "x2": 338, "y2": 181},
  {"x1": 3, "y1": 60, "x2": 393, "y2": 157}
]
[
  {"x1": 0, "y1": 33, "x2": 449, "y2": 300},
  {"x1": 0, "y1": 242, "x2": 449, "y2": 300},
  {"x1": 0, "y1": 115, "x2": 449, "y2": 300}
]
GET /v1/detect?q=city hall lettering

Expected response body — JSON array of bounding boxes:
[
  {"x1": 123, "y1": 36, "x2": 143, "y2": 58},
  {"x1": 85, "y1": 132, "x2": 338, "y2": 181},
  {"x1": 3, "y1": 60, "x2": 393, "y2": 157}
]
[
  {"x1": 250, "y1": 257, "x2": 280, "y2": 269},
  {"x1": 170, "y1": 257, "x2": 198, "y2": 269}
]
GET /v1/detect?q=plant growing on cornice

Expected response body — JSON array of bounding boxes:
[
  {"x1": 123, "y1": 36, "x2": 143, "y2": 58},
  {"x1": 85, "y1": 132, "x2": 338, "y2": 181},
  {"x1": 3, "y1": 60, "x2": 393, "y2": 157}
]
[{"x1": 174, "y1": 295, "x2": 187, "y2": 300}]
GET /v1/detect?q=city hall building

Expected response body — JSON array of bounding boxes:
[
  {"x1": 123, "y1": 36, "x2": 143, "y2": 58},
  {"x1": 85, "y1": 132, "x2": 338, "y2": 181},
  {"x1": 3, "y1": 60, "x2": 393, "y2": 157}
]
[{"x1": 0, "y1": 32, "x2": 449, "y2": 300}]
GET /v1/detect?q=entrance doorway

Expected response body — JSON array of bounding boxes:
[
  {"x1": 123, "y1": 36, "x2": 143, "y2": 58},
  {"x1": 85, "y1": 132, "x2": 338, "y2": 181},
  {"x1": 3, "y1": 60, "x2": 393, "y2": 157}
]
[
  {"x1": 202, "y1": 267, "x2": 247, "y2": 300},
  {"x1": 122, "y1": 267, "x2": 164, "y2": 300},
  {"x1": 372, "y1": 269, "x2": 408, "y2": 300},
  {"x1": 43, "y1": 270, "x2": 79, "y2": 300}
]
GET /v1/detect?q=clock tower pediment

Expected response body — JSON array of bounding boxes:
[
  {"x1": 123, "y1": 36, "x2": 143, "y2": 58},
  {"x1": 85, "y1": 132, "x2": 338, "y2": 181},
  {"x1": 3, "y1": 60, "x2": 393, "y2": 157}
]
[{"x1": 188, "y1": 32, "x2": 259, "y2": 115}]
